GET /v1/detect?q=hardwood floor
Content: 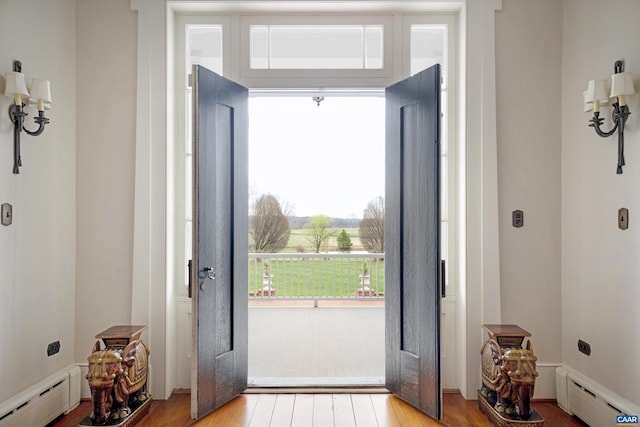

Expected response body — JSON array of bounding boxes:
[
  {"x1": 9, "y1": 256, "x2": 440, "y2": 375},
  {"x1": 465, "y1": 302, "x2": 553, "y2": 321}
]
[{"x1": 48, "y1": 392, "x2": 586, "y2": 427}]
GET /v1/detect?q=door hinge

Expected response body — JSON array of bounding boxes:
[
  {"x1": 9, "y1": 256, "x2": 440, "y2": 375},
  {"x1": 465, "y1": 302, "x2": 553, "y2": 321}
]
[
  {"x1": 440, "y1": 259, "x2": 446, "y2": 298},
  {"x1": 188, "y1": 259, "x2": 193, "y2": 298}
]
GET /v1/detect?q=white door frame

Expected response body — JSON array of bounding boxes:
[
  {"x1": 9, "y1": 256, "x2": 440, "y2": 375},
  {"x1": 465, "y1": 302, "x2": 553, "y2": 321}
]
[{"x1": 129, "y1": 0, "x2": 502, "y2": 400}]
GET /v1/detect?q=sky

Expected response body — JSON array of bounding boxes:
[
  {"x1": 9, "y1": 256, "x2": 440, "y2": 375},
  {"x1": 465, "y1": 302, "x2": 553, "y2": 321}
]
[{"x1": 248, "y1": 96, "x2": 385, "y2": 219}]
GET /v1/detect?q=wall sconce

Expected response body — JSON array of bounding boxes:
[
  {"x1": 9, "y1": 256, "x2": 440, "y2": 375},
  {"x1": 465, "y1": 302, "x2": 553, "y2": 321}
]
[
  {"x1": 3, "y1": 60, "x2": 52, "y2": 174},
  {"x1": 584, "y1": 60, "x2": 635, "y2": 174}
]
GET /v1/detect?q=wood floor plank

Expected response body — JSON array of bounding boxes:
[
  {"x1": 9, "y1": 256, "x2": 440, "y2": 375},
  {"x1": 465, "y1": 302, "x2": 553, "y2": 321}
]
[
  {"x1": 270, "y1": 394, "x2": 295, "y2": 426},
  {"x1": 351, "y1": 394, "x2": 379, "y2": 427},
  {"x1": 47, "y1": 401, "x2": 93, "y2": 427},
  {"x1": 291, "y1": 394, "x2": 314, "y2": 427},
  {"x1": 388, "y1": 395, "x2": 441, "y2": 427},
  {"x1": 532, "y1": 400, "x2": 588, "y2": 427},
  {"x1": 136, "y1": 395, "x2": 192, "y2": 427},
  {"x1": 369, "y1": 394, "x2": 402, "y2": 427},
  {"x1": 48, "y1": 392, "x2": 586, "y2": 427},
  {"x1": 440, "y1": 406, "x2": 486, "y2": 426},
  {"x1": 248, "y1": 394, "x2": 277, "y2": 427},
  {"x1": 440, "y1": 393, "x2": 490, "y2": 427},
  {"x1": 312, "y1": 394, "x2": 335, "y2": 427},
  {"x1": 197, "y1": 396, "x2": 239, "y2": 427},
  {"x1": 203, "y1": 394, "x2": 260, "y2": 427},
  {"x1": 236, "y1": 394, "x2": 261, "y2": 426},
  {"x1": 332, "y1": 394, "x2": 356, "y2": 427}
]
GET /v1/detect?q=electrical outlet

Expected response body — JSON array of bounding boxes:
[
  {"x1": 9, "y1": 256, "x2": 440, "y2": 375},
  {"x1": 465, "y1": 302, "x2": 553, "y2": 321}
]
[
  {"x1": 47, "y1": 341, "x2": 60, "y2": 356},
  {"x1": 578, "y1": 339, "x2": 591, "y2": 356}
]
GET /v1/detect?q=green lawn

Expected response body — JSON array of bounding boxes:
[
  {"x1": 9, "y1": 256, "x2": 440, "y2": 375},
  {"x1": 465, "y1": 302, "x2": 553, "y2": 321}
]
[
  {"x1": 282, "y1": 228, "x2": 364, "y2": 253},
  {"x1": 248, "y1": 257, "x2": 385, "y2": 297}
]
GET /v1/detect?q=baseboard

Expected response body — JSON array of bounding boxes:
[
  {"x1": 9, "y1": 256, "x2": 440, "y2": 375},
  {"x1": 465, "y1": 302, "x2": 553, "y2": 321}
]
[
  {"x1": 556, "y1": 365, "x2": 640, "y2": 426},
  {"x1": 76, "y1": 363, "x2": 91, "y2": 400},
  {"x1": 533, "y1": 363, "x2": 561, "y2": 400},
  {"x1": 0, "y1": 365, "x2": 81, "y2": 427}
]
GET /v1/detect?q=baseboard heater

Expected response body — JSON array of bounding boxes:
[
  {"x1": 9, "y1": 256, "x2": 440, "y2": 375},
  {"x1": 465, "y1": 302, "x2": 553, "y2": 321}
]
[
  {"x1": 0, "y1": 366, "x2": 81, "y2": 427},
  {"x1": 556, "y1": 366, "x2": 640, "y2": 426}
]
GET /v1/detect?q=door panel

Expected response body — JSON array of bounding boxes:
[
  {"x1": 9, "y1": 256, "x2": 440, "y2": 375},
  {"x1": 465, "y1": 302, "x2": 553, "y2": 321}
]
[
  {"x1": 191, "y1": 65, "x2": 248, "y2": 419},
  {"x1": 385, "y1": 65, "x2": 441, "y2": 419}
]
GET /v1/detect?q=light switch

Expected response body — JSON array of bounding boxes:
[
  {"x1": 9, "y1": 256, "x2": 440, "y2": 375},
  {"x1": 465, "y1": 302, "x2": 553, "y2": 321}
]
[{"x1": 1, "y1": 203, "x2": 12, "y2": 226}]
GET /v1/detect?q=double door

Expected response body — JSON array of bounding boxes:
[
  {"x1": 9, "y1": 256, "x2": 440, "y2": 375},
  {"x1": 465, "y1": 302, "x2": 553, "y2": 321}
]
[{"x1": 190, "y1": 65, "x2": 442, "y2": 421}]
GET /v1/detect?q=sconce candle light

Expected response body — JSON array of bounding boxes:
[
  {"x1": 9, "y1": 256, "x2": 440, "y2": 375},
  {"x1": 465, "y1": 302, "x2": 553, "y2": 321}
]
[
  {"x1": 584, "y1": 60, "x2": 635, "y2": 174},
  {"x1": 3, "y1": 60, "x2": 52, "y2": 174}
]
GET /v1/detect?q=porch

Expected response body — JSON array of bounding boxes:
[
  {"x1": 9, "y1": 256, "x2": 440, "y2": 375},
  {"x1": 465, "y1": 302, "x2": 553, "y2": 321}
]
[
  {"x1": 248, "y1": 301, "x2": 385, "y2": 387},
  {"x1": 247, "y1": 253, "x2": 386, "y2": 386}
]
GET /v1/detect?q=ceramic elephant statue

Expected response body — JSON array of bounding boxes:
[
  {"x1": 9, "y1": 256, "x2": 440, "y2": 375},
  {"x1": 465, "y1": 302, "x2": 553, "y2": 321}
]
[
  {"x1": 480, "y1": 338, "x2": 538, "y2": 419},
  {"x1": 86, "y1": 339, "x2": 150, "y2": 425}
]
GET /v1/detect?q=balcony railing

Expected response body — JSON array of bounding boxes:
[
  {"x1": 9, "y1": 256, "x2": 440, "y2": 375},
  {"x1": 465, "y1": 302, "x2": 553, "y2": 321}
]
[{"x1": 248, "y1": 252, "x2": 385, "y2": 302}]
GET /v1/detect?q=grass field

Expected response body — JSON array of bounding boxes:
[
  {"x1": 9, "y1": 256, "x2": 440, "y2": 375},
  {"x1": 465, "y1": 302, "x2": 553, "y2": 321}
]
[
  {"x1": 248, "y1": 256, "x2": 385, "y2": 297},
  {"x1": 282, "y1": 228, "x2": 364, "y2": 253}
]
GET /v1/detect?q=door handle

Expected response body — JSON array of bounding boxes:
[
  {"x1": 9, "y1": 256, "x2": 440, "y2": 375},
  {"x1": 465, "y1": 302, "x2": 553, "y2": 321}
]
[{"x1": 204, "y1": 267, "x2": 216, "y2": 280}]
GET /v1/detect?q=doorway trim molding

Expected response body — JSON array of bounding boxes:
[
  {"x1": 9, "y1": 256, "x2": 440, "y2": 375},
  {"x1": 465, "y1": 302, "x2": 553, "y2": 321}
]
[
  {"x1": 129, "y1": 0, "x2": 502, "y2": 400},
  {"x1": 460, "y1": 0, "x2": 503, "y2": 399}
]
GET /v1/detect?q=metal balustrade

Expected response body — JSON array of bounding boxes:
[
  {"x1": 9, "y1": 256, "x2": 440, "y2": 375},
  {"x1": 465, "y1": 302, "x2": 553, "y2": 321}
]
[{"x1": 248, "y1": 252, "x2": 385, "y2": 303}]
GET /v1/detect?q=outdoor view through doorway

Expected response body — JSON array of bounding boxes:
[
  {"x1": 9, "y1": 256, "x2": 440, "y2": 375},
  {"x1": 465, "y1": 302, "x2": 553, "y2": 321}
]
[{"x1": 247, "y1": 95, "x2": 386, "y2": 386}]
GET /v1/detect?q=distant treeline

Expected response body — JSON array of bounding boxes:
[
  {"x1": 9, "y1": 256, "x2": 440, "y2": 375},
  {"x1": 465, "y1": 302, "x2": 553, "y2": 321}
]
[{"x1": 288, "y1": 216, "x2": 360, "y2": 229}]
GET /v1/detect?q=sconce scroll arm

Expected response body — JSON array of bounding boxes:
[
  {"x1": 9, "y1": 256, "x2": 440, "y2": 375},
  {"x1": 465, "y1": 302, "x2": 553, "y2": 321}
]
[
  {"x1": 22, "y1": 111, "x2": 49, "y2": 136},
  {"x1": 589, "y1": 110, "x2": 618, "y2": 138}
]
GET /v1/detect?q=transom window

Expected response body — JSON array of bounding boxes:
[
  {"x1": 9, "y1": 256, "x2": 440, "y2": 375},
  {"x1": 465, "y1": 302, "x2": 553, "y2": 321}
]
[
  {"x1": 238, "y1": 15, "x2": 394, "y2": 85},
  {"x1": 249, "y1": 24, "x2": 384, "y2": 69}
]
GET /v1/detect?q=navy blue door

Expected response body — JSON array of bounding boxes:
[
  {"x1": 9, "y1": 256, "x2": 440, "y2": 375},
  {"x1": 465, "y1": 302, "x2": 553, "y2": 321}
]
[
  {"x1": 385, "y1": 65, "x2": 442, "y2": 419},
  {"x1": 191, "y1": 65, "x2": 249, "y2": 419}
]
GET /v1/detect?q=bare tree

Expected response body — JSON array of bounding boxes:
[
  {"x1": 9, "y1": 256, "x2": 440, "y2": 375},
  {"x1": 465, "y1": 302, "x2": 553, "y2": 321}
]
[
  {"x1": 304, "y1": 215, "x2": 335, "y2": 253},
  {"x1": 359, "y1": 196, "x2": 385, "y2": 253},
  {"x1": 249, "y1": 194, "x2": 291, "y2": 252}
]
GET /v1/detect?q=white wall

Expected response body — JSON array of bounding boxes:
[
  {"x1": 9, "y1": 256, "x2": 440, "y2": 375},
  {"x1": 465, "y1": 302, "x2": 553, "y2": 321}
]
[
  {"x1": 494, "y1": 0, "x2": 563, "y2": 397},
  {"x1": 0, "y1": 0, "x2": 138, "y2": 404},
  {"x1": 74, "y1": 0, "x2": 138, "y2": 365},
  {"x1": 4, "y1": 0, "x2": 637, "y2": 409},
  {"x1": 562, "y1": 0, "x2": 640, "y2": 405},
  {"x1": 0, "y1": 0, "x2": 76, "y2": 403}
]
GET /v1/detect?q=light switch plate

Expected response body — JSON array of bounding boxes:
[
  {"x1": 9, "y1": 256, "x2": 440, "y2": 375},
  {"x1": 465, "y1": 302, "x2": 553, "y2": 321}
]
[
  {"x1": 578, "y1": 339, "x2": 591, "y2": 356},
  {"x1": 1, "y1": 203, "x2": 12, "y2": 226},
  {"x1": 619, "y1": 208, "x2": 629, "y2": 230},
  {"x1": 512, "y1": 210, "x2": 524, "y2": 228}
]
